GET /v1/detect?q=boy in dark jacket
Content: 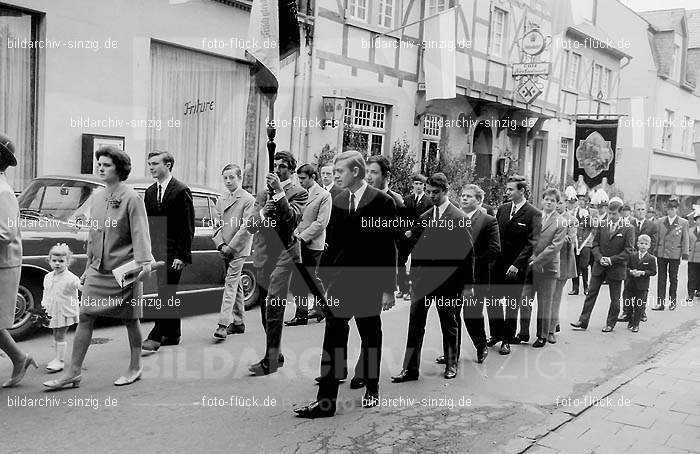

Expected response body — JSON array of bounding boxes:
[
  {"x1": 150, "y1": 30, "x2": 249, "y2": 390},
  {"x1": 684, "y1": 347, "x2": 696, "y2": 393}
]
[{"x1": 623, "y1": 234, "x2": 657, "y2": 332}]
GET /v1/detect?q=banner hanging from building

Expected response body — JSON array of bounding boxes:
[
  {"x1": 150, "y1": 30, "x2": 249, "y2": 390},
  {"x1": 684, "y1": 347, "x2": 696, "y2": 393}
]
[
  {"x1": 424, "y1": 7, "x2": 457, "y2": 100},
  {"x1": 573, "y1": 119, "x2": 619, "y2": 187}
]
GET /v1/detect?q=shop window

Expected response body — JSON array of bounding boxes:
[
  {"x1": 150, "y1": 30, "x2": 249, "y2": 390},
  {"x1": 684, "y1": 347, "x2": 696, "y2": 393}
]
[{"x1": 147, "y1": 42, "x2": 251, "y2": 188}]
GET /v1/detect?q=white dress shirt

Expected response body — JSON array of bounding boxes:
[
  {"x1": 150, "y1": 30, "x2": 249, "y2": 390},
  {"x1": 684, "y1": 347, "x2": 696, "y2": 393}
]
[
  {"x1": 157, "y1": 174, "x2": 173, "y2": 204},
  {"x1": 510, "y1": 199, "x2": 526, "y2": 219},
  {"x1": 434, "y1": 199, "x2": 451, "y2": 219},
  {"x1": 349, "y1": 180, "x2": 368, "y2": 211}
]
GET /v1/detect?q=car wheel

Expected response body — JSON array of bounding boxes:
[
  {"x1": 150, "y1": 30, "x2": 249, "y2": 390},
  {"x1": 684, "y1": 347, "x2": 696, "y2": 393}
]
[
  {"x1": 241, "y1": 268, "x2": 259, "y2": 310},
  {"x1": 9, "y1": 276, "x2": 42, "y2": 341}
]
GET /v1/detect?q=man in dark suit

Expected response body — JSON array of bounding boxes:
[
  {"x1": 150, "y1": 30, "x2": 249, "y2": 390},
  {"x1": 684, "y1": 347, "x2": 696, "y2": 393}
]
[
  {"x1": 404, "y1": 173, "x2": 433, "y2": 220},
  {"x1": 294, "y1": 150, "x2": 397, "y2": 418},
  {"x1": 247, "y1": 151, "x2": 308, "y2": 375},
  {"x1": 435, "y1": 183, "x2": 499, "y2": 365},
  {"x1": 620, "y1": 201, "x2": 658, "y2": 322},
  {"x1": 571, "y1": 200, "x2": 635, "y2": 331},
  {"x1": 392, "y1": 173, "x2": 474, "y2": 383},
  {"x1": 488, "y1": 176, "x2": 541, "y2": 355},
  {"x1": 141, "y1": 151, "x2": 195, "y2": 353},
  {"x1": 344, "y1": 155, "x2": 407, "y2": 390},
  {"x1": 403, "y1": 173, "x2": 433, "y2": 298}
]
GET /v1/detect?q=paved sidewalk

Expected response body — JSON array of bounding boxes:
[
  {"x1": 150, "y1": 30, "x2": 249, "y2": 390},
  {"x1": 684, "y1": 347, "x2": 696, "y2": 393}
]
[{"x1": 520, "y1": 322, "x2": 700, "y2": 454}]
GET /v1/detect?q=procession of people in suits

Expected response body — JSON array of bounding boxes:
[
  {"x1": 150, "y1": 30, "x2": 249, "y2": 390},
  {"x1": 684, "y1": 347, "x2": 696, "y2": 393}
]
[{"x1": 1, "y1": 132, "x2": 698, "y2": 420}]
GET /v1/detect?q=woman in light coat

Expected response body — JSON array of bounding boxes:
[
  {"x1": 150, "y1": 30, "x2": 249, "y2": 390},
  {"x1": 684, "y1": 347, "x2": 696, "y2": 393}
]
[{"x1": 44, "y1": 147, "x2": 154, "y2": 390}]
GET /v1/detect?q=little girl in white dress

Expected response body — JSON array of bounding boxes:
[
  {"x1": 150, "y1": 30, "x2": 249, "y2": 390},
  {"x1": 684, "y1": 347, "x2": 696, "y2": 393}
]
[{"x1": 41, "y1": 244, "x2": 82, "y2": 372}]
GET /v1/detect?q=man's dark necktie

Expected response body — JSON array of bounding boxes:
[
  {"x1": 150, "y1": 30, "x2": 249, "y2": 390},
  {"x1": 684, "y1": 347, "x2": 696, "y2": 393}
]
[
  {"x1": 349, "y1": 193, "x2": 355, "y2": 214},
  {"x1": 157, "y1": 184, "x2": 162, "y2": 210}
]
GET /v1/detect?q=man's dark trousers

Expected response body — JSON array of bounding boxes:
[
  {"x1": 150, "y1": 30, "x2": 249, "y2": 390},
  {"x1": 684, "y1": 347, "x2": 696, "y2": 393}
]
[
  {"x1": 578, "y1": 273, "x2": 623, "y2": 329},
  {"x1": 147, "y1": 260, "x2": 183, "y2": 341},
  {"x1": 657, "y1": 257, "x2": 680, "y2": 307},
  {"x1": 291, "y1": 245, "x2": 326, "y2": 318}
]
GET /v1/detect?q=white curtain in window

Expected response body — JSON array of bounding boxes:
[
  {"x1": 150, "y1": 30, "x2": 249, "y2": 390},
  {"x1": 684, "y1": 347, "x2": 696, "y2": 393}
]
[
  {"x1": 0, "y1": 10, "x2": 34, "y2": 190},
  {"x1": 148, "y1": 42, "x2": 251, "y2": 188}
]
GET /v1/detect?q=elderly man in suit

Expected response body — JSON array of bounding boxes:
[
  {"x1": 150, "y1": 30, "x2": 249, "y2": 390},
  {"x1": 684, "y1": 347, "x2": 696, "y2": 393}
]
[
  {"x1": 572, "y1": 200, "x2": 635, "y2": 331},
  {"x1": 246, "y1": 151, "x2": 308, "y2": 375},
  {"x1": 652, "y1": 198, "x2": 690, "y2": 311},
  {"x1": 141, "y1": 151, "x2": 195, "y2": 353},
  {"x1": 294, "y1": 150, "x2": 397, "y2": 418},
  {"x1": 620, "y1": 201, "x2": 658, "y2": 323},
  {"x1": 392, "y1": 173, "x2": 474, "y2": 382},
  {"x1": 285, "y1": 164, "x2": 331, "y2": 326},
  {"x1": 211, "y1": 164, "x2": 256, "y2": 340},
  {"x1": 488, "y1": 176, "x2": 541, "y2": 355},
  {"x1": 519, "y1": 189, "x2": 567, "y2": 347}
]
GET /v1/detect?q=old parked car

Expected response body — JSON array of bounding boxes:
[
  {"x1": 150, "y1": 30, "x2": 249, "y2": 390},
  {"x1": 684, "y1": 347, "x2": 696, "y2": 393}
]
[{"x1": 10, "y1": 175, "x2": 258, "y2": 340}]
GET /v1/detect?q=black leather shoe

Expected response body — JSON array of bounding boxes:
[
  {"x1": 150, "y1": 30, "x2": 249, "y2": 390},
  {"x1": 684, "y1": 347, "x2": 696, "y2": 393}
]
[
  {"x1": 486, "y1": 337, "x2": 500, "y2": 347},
  {"x1": 631, "y1": 326, "x2": 639, "y2": 333},
  {"x1": 226, "y1": 323, "x2": 245, "y2": 335},
  {"x1": 249, "y1": 356, "x2": 283, "y2": 376},
  {"x1": 532, "y1": 338, "x2": 546, "y2": 348},
  {"x1": 160, "y1": 337, "x2": 180, "y2": 346},
  {"x1": 517, "y1": 334, "x2": 530, "y2": 343},
  {"x1": 391, "y1": 369, "x2": 419, "y2": 383},
  {"x1": 617, "y1": 317, "x2": 630, "y2": 323},
  {"x1": 602, "y1": 326, "x2": 613, "y2": 333},
  {"x1": 349, "y1": 377, "x2": 366, "y2": 389},
  {"x1": 294, "y1": 400, "x2": 335, "y2": 418},
  {"x1": 308, "y1": 311, "x2": 325, "y2": 323},
  {"x1": 568, "y1": 290, "x2": 579, "y2": 295},
  {"x1": 555, "y1": 324, "x2": 560, "y2": 333},
  {"x1": 499, "y1": 342, "x2": 510, "y2": 355},
  {"x1": 443, "y1": 365, "x2": 457, "y2": 379},
  {"x1": 669, "y1": 301, "x2": 676, "y2": 311},
  {"x1": 315, "y1": 373, "x2": 346, "y2": 383},
  {"x1": 651, "y1": 305, "x2": 664, "y2": 311},
  {"x1": 248, "y1": 359, "x2": 273, "y2": 376},
  {"x1": 477, "y1": 347, "x2": 488, "y2": 363},
  {"x1": 435, "y1": 355, "x2": 446, "y2": 365},
  {"x1": 284, "y1": 316, "x2": 308, "y2": 326},
  {"x1": 362, "y1": 391, "x2": 379, "y2": 408},
  {"x1": 641, "y1": 314, "x2": 648, "y2": 322},
  {"x1": 583, "y1": 287, "x2": 589, "y2": 295},
  {"x1": 570, "y1": 321, "x2": 586, "y2": 330}
]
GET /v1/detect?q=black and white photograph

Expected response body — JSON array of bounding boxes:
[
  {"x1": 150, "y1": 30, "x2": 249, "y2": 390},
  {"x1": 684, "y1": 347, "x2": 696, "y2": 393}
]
[{"x1": 1, "y1": 0, "x2": 700, "y2": 452}]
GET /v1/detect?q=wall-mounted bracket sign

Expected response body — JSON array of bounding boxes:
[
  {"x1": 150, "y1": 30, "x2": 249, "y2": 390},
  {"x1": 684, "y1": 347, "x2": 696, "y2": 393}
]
[{"x1": 513, "y1": 26, "x2": 551, "y2": 104}]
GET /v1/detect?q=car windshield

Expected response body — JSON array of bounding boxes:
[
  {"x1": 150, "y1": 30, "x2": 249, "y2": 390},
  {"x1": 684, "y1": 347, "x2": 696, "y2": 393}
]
[{"x1": 18, "y1": 179, "x2": 100, "y2": 222}]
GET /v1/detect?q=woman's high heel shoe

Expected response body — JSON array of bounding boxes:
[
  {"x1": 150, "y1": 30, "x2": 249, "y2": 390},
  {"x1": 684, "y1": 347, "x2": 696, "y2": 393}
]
[
  {"x1": 2, "y1": 354, "x2": 38, "y2": 388},
  {"x1": 43, "y1": 374, "x2": 82, "y2": 390}
]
